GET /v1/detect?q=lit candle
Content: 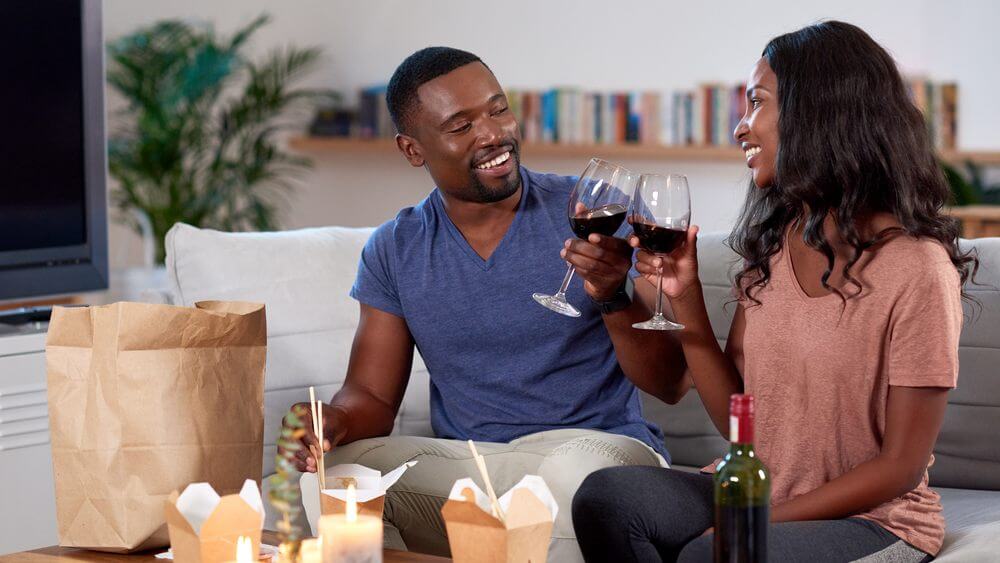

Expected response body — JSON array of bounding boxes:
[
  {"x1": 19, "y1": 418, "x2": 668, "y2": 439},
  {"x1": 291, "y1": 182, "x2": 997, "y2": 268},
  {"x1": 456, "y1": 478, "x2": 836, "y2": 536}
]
[
  {"x1": 236, "y1": 535, "x2": 254, "y2": 563},
  {"x1": 299, "y1": 537, "x2": 323, "y2": 563},
  {"x1": 319, "y1": 484, "x2": 383, "y2": 563}
]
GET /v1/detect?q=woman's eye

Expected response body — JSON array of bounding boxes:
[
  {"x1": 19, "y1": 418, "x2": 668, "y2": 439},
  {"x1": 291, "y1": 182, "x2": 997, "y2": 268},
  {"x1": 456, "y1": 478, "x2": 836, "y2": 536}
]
[{"x1": 751, "y1": 98, "x2": 762, "y2": 109}]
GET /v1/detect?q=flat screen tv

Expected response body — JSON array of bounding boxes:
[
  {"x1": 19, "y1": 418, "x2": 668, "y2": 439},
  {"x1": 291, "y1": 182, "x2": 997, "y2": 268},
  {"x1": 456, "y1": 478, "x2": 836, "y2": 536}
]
[{"x1": 0, "y1": 0, "x2": 107, "y2": 302}]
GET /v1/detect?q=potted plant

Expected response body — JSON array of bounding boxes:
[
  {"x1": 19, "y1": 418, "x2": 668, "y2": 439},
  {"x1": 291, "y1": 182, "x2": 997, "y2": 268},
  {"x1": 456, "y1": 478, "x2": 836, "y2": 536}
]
[
  {"x1": 106, "y1": 14, "x2": 331, "y2": 265},
  {"x1": 943, "y1": 160, "x2": 1000, "y2": 206}
]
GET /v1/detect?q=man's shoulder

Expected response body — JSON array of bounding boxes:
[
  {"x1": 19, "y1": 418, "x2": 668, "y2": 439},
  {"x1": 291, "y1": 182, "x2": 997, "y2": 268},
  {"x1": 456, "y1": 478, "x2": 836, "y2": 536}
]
[
  {"x1": 368, "y1": 194, "x2": 436, "y2": 247},
  {"x1": 524, "y1": 167, "x2": 577, "y2": 197}
]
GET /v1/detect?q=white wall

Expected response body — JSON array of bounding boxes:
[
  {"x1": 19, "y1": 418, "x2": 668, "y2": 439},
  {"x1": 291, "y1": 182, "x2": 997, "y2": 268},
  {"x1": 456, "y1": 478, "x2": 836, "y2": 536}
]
[{"x1": 103, "y1": 0, "x2": 1000, "y2": 271}]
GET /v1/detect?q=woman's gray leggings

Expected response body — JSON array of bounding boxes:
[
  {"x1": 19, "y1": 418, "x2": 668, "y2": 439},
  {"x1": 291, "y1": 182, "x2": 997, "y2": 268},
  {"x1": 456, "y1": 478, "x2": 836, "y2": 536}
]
[{"x1": 571, "y1": 466, "x2": 932, "y2": 562}]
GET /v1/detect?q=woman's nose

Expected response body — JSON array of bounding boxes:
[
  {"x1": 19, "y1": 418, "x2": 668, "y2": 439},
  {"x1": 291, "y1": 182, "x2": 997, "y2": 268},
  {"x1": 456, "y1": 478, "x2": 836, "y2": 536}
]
[{"x1": 733, "y1": 117, "x2": 750, "y2": 143}]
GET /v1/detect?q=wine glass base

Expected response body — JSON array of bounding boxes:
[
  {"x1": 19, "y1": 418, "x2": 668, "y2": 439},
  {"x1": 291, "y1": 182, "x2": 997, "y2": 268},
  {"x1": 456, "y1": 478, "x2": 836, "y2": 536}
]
[
  {"x1": 632, "y1": 317, "x2": 685, "y2": 331},
  {"x1": 532, "y1": 293, "x2": 582, "y2": 318}
]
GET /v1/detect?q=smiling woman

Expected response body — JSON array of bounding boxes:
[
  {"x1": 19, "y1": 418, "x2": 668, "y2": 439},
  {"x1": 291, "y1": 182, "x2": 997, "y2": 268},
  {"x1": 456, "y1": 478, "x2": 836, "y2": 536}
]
[{"x1": 573, "y1": 20, "x2": 973, "y2": 563}]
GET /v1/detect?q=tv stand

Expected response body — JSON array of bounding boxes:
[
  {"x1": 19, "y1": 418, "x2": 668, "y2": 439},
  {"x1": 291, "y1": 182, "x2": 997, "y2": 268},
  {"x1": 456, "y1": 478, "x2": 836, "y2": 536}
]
[
  {"x1": 0, "y1": 326, "x2": 58, "y2": 552},
  {"x1": 0, "y1": 305, "x2": 54, "y2": 326}
]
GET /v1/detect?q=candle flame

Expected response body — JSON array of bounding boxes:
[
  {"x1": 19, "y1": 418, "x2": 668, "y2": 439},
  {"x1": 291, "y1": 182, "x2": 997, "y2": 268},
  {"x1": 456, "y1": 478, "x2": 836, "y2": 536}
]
[
  {"x1": 235, "y1": 535, "x2": 253, "y2": 563},
  {"x1": 299, "y1": 537, "x2": 322, "y2": 562},
  {"x1": 346, "y1": 483, "x2": 357, "y2": 523}
]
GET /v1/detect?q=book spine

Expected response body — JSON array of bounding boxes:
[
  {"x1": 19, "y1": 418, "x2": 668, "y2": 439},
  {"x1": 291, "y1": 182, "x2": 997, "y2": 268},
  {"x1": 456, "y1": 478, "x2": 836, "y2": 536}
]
[
  {"x1": 615, "y1": 93, "x2": 627, "y2": 143},
  {"x1": 542, "y1": 89, "x2": 557, "y2": 143},
  {"x1": 592, "y1": 93, "x2": 602, "y2": 144},
  {"x1": 941, "y1": 82, "x2": 958, "y2": 150},
  {"x1": 716, "y1": 85, "x2": 729, "y2": 146},
  {"x1": 692, "y1": 88, "x2": 704, "y2": 146},
  {"x1": 603, "y1": 93, "x2": 615, "y2": 145}
]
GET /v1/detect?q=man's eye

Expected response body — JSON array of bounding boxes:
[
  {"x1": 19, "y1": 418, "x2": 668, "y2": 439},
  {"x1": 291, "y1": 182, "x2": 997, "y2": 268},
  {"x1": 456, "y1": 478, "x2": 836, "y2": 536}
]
[
  {"x1": 492, "y1": 106, "x2": 509, "y2": 116},
  {"x1": 451, "y1": 123, "x2": 471, "y2": 133}
]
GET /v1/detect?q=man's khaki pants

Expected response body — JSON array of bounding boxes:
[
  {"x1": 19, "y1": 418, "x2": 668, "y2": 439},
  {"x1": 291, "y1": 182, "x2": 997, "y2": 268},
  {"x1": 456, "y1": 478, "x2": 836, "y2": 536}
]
[{"x1": 319, "y1": 429, "x2": 666, "y2": 563}]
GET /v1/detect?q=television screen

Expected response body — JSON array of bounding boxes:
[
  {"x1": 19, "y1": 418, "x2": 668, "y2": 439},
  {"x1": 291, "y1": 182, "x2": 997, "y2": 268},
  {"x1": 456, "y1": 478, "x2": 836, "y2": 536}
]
[
  {"x1": 0, "y1": 0, "x2": 107, "y2": 301},
  {"x1": 0, "y1": 3, "x2": 87, "y2": 253}
]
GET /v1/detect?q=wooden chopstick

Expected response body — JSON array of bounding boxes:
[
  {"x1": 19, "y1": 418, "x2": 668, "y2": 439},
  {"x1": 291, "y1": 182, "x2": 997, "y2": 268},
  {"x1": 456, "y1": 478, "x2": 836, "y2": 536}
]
[
  {"x1": 309, "y1": 387, "x2": 326, "y2": 490},
  {"x1": 468, "y1": 440, "x2": 505, "y2": 522}
]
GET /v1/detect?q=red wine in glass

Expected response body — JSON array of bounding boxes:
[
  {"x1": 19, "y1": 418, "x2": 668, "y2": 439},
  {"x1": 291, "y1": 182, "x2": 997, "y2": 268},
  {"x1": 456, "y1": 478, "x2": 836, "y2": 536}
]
[
  {"x1": 533, "y1": 159, "x2": 636, "y2": 318},
  {"x1": 630, "y1": 220, "x2": 687, "y2": 254},
  {"x1": 571, "y1": 204, "x2": 627, "y2": 238},
  {"x1": 629, "y1": 173, "x2": 690, "y2": 330}
]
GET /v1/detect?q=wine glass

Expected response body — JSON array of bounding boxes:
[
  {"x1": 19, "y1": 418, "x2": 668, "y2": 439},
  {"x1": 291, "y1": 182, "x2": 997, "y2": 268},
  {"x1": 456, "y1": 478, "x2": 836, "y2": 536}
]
[
  {"x1": 630, "y1": 173, "x2": 690, "y2": 330},
  {"x1": 533, "y1": 158, "x2": 636, "y2": 317}
]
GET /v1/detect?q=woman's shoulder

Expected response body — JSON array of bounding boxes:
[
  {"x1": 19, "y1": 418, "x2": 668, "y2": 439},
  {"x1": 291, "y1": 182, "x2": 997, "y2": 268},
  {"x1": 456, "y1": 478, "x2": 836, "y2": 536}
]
[{"x1": 869, "y1": 234, "x2": 959, "y2": 287}]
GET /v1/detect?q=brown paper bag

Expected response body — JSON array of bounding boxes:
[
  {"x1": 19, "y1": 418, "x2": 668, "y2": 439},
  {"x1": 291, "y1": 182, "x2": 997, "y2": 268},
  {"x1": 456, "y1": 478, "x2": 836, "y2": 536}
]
[{"x1": 45, "y1": 300, "x2": 267, "y2": 553}]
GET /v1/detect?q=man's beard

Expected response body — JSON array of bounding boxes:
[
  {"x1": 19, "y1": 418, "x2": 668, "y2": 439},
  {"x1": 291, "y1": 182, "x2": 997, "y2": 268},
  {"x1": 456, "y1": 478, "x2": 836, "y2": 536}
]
[{"x1": 468, "y1": 153, "x2": 521, "y2": 203}]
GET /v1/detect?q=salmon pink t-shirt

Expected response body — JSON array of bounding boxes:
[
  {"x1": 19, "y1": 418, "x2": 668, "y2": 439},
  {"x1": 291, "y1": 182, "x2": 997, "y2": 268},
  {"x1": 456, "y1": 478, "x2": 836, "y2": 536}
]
[{"x1": 740, "y1": 234, "x2": 962, "y2": 555}]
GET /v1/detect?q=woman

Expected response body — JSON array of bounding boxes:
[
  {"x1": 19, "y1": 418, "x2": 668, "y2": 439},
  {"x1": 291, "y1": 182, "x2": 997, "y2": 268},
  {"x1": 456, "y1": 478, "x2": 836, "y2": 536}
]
[{"x1": 571, "y1": 21, "x2": 976, "y2": 563}]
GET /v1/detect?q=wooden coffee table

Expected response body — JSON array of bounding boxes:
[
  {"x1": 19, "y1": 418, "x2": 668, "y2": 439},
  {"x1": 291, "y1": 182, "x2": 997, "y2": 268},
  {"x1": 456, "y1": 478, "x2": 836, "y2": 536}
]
[{"x1": 0, "y1": 531, "x2": 450, "y2": 562}]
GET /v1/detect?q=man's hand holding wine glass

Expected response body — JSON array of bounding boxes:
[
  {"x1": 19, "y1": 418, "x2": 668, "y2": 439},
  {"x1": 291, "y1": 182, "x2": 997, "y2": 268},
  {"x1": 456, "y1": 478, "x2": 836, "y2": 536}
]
[{"x1": 561, "y1": 233, "x2": 634, "y2": 301}]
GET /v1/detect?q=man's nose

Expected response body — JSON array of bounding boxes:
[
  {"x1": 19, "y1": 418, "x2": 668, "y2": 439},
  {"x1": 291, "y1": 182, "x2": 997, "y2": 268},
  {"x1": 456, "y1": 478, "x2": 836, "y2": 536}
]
[{"x1": 476, "y1": 116, "x2": 505, "y2": 146}]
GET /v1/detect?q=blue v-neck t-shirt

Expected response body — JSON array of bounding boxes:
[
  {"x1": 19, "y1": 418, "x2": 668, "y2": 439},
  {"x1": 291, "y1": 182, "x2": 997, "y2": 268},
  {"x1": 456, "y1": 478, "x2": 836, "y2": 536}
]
[{"x1": 350, "y1": 166, "x2": 668, "y2": 460}]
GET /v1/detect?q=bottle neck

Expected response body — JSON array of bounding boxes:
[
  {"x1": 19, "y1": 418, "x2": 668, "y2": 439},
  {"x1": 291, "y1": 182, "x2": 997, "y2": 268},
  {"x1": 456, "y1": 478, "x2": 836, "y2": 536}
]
[{"x1": 729, "y1": 413, "x2": 754, "y2": 449}]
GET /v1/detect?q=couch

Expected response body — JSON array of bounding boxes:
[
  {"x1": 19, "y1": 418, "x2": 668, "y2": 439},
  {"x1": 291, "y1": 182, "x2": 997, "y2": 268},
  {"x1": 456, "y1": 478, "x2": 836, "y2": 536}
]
[{"x1": 164, "y1": 222, "x2": 1000, "y2": 561}]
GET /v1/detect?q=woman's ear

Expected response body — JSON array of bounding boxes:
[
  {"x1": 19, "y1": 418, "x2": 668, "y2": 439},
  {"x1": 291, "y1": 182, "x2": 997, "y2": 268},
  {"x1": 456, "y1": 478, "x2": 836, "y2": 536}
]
[{"x1": 396, "y1": 134, "x2": 425, "y2": 167}]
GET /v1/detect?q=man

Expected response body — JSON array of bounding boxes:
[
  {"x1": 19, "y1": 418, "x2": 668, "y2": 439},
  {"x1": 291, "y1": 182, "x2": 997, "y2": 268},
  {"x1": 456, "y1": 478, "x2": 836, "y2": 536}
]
[{"x1": 286, "y1": 47, "x2": 688, "y2": 561}]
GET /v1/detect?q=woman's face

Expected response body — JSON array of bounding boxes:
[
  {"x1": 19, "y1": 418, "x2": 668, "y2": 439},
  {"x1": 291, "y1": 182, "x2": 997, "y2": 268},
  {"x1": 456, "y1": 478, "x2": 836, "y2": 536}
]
[{"x1": 734, "y1": 58, "x2": 779, "y2": 189}]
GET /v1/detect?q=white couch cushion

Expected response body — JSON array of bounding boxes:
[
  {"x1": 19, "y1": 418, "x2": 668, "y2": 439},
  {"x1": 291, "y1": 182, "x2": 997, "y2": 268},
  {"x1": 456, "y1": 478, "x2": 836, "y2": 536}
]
[{"x1": 164, "y1": 223, "x2": 433, "y2": 480}]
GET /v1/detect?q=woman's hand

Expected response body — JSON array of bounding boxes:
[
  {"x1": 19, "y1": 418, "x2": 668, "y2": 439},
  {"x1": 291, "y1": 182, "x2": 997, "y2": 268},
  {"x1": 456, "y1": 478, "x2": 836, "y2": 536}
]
[{"x1": 630, "y1": 225, "x2": 701, "y2": 301}]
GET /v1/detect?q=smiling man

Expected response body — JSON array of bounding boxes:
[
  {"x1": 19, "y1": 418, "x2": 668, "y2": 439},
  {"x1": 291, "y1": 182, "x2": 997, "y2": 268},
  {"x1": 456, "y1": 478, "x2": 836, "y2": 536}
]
[{"x1": 285, "y1": 47, "x2": 688, "y2": 562}]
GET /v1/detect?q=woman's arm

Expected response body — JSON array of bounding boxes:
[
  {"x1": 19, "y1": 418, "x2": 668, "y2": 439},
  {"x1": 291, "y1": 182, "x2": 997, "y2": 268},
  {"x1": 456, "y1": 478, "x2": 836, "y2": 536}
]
[
  {"x1": 632, "y1": 225, "x2": 745, "y2": 433},
  {"x1": 770, "y1": 385, "x2": 949, "y2": 522}
]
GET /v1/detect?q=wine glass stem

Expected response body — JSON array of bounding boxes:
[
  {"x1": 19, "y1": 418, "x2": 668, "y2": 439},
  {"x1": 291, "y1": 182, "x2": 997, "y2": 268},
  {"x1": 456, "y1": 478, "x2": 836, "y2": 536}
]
[
  {"x1": 655, "y1": 270, "x2": 665, "y2": 318},
  {"x1": 556, "y1": 263, "x2": 576, "y2": 298}
]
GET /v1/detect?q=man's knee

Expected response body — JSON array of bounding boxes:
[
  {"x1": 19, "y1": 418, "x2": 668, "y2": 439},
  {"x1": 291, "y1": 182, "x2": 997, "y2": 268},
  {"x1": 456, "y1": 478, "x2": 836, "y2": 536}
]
[
  {"x1": 546, "y1": 434, "x2": 661, "y2": 468},
  {"x1": 676, "y1": 534, "x2": 712, "y2": 563},
  {"x1": 327, "y1": 436, "x2": 393, "y2": 465}
]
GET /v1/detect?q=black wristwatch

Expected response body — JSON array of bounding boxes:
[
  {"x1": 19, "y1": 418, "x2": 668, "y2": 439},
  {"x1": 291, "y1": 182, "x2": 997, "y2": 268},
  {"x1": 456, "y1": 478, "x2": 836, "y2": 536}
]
[{"x1": 590, "y1": 277, "x2": 634, "y2": 314}]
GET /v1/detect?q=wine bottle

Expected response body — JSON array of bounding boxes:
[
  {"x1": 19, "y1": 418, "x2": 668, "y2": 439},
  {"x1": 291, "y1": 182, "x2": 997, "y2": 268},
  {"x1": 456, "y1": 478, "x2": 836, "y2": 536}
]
[{"x1": 714, "y1": 394, "x2": 770, "y2": 563}]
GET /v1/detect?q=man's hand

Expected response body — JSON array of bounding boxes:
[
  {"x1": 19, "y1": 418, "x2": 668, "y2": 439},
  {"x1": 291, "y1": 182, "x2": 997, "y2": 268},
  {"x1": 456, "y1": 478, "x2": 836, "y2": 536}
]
[
  {"x1": 279, "y1": 402, "x2": 348, "y2": 473},
  {"x1": 561, "y1": 233, "x2": 633, "y2": 301}
]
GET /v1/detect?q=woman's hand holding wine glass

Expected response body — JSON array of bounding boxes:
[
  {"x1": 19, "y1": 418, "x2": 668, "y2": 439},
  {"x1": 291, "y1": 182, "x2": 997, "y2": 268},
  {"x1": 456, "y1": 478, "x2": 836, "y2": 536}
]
[
  {"x1": 630, "y1": 224, "x2": 701, "y2": 302},
  {"x1": 628, "y1": 173, "x2": 692, "y2": 330}
]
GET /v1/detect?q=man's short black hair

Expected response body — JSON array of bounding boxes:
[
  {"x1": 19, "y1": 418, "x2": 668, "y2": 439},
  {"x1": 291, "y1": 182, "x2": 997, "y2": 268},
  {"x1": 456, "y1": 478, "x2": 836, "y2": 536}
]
[{"x1": 386, "y1": 46, "x2": 487, "y2": 134}]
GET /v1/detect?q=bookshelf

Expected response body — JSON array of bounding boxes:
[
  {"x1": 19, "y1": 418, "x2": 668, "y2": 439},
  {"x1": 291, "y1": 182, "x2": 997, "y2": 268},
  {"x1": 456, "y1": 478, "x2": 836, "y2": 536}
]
[{"x1": 288, "y1": 137, "x2": 1000, "y2": 166}]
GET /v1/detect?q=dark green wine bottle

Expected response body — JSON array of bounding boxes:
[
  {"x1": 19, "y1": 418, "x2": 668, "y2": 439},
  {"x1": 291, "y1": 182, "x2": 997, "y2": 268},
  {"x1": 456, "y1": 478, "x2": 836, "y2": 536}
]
[{"x1": 714, "y1": 394, "x2": 770, "y2": 563}]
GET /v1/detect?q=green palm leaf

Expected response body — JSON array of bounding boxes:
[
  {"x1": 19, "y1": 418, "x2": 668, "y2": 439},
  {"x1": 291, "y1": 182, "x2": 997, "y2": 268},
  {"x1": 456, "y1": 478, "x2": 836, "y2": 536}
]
[{"x1": 106, "y1": 13, "x2": 330, "y2": 262}]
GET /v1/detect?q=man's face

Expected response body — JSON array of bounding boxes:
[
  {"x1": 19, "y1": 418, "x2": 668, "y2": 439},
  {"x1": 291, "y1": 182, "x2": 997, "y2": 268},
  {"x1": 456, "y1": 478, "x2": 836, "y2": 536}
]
[{"x1": 400, "y1": 62, "x2": 522, "y2": 203}]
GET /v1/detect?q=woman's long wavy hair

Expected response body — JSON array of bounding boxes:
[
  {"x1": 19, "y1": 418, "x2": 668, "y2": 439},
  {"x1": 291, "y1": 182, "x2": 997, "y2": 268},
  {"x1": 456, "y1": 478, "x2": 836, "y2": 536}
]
[{"x1": 729, "y1": 21, "x2": 977, "y2": 304}]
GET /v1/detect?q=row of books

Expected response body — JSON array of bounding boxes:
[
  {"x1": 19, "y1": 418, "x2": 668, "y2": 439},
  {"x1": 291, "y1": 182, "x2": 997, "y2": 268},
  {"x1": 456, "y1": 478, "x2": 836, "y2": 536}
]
[
  {"x1": 347, "y1": 80, "x2": 959, "y2": 150},
  {"x1": 507, "y1": 87, "x2": 748, "y2": 147}
]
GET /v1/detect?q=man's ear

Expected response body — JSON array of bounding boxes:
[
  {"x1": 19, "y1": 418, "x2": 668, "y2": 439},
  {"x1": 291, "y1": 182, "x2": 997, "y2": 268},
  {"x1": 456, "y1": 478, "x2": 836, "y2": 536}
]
[{"x1": 396, "y1": 133, "x2": 425, "y2": 167}]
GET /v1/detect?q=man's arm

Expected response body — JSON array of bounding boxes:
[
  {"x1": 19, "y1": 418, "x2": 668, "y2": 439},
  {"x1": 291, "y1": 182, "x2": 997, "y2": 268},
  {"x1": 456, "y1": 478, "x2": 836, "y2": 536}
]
[
  {"x1": 290, "y1": 303, "x2": 415, "y2": 472},
  {"x1": 562, "y1": 234, "x2": 689, "y2": 404}
]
